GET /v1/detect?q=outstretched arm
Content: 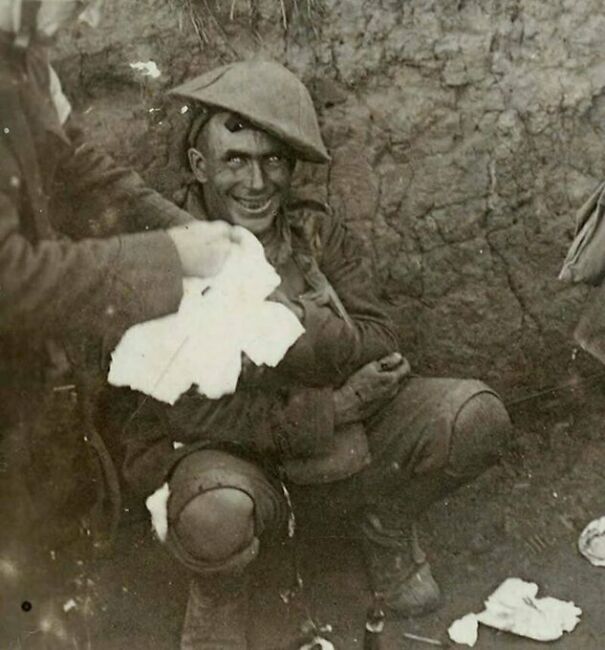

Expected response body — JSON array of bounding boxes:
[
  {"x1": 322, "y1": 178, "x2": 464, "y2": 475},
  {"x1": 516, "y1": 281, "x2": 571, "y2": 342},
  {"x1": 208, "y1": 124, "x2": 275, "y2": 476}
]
[{"x1": 53, "y1": 119, "x2": 193, "y2": 237}]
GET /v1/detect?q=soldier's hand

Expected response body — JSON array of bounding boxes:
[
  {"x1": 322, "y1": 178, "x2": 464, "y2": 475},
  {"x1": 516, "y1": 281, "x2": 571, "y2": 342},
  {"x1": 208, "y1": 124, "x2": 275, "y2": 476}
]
[
  {"x1": 333, "y1": 352, "x2": 411, "y2": 425},
  {"x1": 168, "y1": 221, "x2": 241, "y2": 278}
]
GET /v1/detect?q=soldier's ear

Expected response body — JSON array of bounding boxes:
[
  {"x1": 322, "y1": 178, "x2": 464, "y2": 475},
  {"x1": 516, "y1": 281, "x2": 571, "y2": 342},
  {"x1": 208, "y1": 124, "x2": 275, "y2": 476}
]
[{"x1": 188, "y1": 147, "x2": 209, "y2": 183}]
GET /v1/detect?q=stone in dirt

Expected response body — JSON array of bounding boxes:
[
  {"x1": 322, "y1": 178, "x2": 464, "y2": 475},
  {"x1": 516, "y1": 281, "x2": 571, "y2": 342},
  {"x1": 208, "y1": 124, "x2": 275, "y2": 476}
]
[{"x1": 129, "y1": 60, "x2": 161, "y2": 79}]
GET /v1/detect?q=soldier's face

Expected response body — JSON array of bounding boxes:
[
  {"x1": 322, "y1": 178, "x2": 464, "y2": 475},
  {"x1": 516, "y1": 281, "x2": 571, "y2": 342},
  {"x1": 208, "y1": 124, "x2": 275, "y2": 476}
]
[{"x1": 189, "y1": 112, "x2": 294, "y2": 235}]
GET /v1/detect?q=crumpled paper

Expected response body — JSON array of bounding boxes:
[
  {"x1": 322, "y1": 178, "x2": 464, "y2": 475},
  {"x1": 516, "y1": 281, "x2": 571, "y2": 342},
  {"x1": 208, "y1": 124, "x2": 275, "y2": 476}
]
[
  {"x1": 448, "y1": 578, "x2": 581, "y2": 646},
  {"x1": 108, "y1": 227, "x2": 304, "y2": 404},
  {"x1": 578, "y1": 516, "x2": 605, "y2": 567}
]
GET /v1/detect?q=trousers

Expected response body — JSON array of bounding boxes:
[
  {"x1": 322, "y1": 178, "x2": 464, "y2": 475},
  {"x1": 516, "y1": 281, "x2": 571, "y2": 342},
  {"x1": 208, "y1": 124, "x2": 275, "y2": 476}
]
[{"x1": 163, "y1": 378, "x2": 511, "y2": 575}]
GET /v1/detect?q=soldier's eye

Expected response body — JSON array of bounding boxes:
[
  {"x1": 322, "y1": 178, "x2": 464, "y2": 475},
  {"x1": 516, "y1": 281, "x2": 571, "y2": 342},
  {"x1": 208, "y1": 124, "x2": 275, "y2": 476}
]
[
  {"x1": 266, "y1": 154, "x2": 284, "y2": 165},
  {"x1": 226, "y1": 155, "x2": 244, "y2": 167}
]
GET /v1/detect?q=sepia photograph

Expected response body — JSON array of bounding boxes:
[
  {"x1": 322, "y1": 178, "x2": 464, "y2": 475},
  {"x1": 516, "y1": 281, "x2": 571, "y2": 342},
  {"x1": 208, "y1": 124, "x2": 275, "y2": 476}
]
[{"x1": 1, "y1": 0, "x2": 605, "y2": 648}]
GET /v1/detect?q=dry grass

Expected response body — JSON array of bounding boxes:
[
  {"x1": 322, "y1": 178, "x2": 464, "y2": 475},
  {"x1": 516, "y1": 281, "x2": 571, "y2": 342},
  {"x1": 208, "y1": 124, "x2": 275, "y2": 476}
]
[{"x1": 172, "y1": 0, "x2": 325, "y2": 46}]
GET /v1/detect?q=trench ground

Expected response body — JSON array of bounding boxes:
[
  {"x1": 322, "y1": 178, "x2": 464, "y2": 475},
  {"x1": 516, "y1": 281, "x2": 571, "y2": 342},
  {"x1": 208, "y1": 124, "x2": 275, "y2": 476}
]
[{"x1": 43, "y1": 370, "x2": 605, "y2": 649}]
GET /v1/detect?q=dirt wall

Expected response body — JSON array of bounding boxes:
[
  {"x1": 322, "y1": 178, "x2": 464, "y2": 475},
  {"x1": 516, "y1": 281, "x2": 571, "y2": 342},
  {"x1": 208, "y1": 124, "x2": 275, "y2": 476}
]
[{"x1": 54, "y1": 0, "x2": 605, "y2": 394}]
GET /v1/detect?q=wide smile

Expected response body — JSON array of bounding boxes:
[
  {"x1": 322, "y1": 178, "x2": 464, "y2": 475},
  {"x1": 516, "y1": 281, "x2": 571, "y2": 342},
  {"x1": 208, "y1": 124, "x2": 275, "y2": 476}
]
[{"x1": 233, "y1": 196, "x2": 274, "y2": 215}]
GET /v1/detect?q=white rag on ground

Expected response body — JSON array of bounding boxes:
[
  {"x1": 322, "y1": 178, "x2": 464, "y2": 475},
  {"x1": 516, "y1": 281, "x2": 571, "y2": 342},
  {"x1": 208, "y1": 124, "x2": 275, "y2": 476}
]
[
  {"x1": 108, "y1": 227, "x2": 305, "y2": 404},
  {"x1": 448, "y1": 578, "x2": 582, "y2": 646}
]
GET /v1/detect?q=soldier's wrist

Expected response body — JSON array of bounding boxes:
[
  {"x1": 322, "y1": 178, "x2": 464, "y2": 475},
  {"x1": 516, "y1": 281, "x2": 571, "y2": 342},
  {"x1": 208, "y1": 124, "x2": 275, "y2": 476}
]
[{"x1": 333, "y1": 384, "x2": 362, "y2": 426}]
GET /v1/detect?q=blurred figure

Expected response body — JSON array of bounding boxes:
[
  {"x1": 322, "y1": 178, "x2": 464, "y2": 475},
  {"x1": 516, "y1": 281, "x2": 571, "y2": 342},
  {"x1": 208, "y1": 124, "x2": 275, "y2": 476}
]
[{"x1": 0, "y1": 1, "x2": 238, "y2": 646}]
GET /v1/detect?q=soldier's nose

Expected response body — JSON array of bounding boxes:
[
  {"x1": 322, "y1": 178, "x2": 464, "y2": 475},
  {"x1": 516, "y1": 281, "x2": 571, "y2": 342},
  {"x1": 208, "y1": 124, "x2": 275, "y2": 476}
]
[{"x1": 247, "y1": 161, "x2": 266, "y2": 192}]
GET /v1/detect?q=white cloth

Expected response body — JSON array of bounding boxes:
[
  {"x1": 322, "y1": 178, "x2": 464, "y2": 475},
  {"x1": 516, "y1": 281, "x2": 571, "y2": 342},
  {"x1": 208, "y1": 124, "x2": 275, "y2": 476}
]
[
  {"x1": 108, "y1": 227, "x2": 305, "y2": 404},
  {"x1": 48, "y1": 65, "x2": 72, "y2": 125},
  {"x1": 448, "y1": 578, "x2": 581, "y2": 646},
  {"x1": 578, "y1": 515, "x2": 605, "y2": 567},
  {"x1": 145, "y1": 483, "x2": 170, "y2": 542}
]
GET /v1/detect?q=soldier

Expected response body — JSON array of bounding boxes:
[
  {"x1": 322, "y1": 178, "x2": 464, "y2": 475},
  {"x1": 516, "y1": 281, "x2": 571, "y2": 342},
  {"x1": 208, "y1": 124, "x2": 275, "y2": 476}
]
[
  {"x1": 122, "y1": 60, "x2": 512, "y2": 649},
  {"x1": 0, "y1": 1, "x2": 238, "y2": 645}
]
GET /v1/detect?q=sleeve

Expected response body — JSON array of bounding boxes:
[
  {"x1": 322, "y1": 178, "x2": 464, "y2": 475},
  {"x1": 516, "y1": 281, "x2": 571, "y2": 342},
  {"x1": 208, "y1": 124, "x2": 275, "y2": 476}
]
[
  {"x1": 120, "y1": 394, "x2": 188, "y2": 498},
  {"x1": 120, "y1": 381, "x2": 339, "y2": 498},
  {"x1": 266, "y1": 386, "x2": 336, "y2": 458},
  {"x1": 53, "y1": 119, "x2": 193, "y2": 236},
  {"x1": 0, "y1": 141, "x2": 183, "y2": 339},
  {"x1": 278, "y1": 207, "x2": 400, "y2": 386}
]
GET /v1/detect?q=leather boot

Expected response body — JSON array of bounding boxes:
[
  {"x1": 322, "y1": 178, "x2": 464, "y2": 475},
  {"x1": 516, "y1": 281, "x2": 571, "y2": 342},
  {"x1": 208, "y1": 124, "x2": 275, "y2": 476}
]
[
  {"x1": 181, "y1": 574, "x2": 248, "y2": 650},
  {"x1": 361, "y1": 514, "x2": 441, "y2": 618}
]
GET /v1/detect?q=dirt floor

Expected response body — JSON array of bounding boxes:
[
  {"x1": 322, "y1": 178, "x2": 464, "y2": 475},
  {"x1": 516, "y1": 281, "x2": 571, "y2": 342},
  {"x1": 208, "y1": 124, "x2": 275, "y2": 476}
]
[{"x1": 81, "y1": 372, "x2": 605, "y2": 650}]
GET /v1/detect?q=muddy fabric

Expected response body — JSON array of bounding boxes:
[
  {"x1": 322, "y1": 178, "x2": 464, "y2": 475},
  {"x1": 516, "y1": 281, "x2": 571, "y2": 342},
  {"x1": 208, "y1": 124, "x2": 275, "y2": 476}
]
[
  {"x1": 165, "y1": 450, "x2": 287, "y2": 575},
  {"x1": 170, "y1": 60, "x2": 330, "y2": 163},
  {"x1": 573, "y1": 282, "x2": 605, "y2": 365},
  {"x1": 560, "y1": 181, "x2": 605, "y2": 285},
  {"x1": 164, "y1": 380, "x2": 501, "y2": 575},
  {"x1": 0, "y1": 33, "x2": 190, "y2": 633}
]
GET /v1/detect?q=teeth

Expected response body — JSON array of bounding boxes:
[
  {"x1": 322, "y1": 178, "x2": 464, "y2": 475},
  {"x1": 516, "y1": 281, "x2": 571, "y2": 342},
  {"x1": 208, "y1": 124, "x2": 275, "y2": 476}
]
[{"x1": 236, "y1": 197, "x2": 272, "y2": 213}]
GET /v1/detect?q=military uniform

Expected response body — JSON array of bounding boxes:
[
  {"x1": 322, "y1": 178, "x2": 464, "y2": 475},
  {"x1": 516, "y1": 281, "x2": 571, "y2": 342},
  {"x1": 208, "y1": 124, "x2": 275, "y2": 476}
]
[
  {"x1": 122, "y1": 183, "x2": 506, "y2": 564},
  {"x1": 123, "y1": 189, "x2": 399, "y2": 490},
  {"x1": 0, "y1": 29, "x2": 188, "y2": 642}
]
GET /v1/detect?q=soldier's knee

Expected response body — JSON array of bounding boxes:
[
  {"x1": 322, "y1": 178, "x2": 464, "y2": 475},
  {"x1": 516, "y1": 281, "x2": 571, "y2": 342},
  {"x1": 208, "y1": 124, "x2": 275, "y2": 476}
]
[
  {"x1": 173, "y1": 488, "x2": 255, "y2": 563},
  {"x1": 449, "y1": 391, "x2": 512, "y2": 476}
]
